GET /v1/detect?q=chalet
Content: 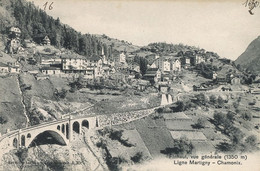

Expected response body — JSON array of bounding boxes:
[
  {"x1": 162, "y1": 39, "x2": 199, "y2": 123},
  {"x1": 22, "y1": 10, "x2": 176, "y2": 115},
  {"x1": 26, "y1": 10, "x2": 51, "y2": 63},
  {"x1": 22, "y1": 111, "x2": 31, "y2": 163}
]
[
  {"x1": 7, "y1": 38, "x2": 21, "y2": 54},
  {"x1": 136, "y1": 80, "x2": 150, "y2": 91},
  {"x1": 143, "y1": 68, "x2": 161, "y2": 84},
  {"x1": 231, "y1": 77, "x2": 241, "y2": 85},
  {"x1": 0, "y1": 62, "x2": 9, "y2": 73},
  {"x1": 212, "y1": 72, "x2": 218, "y2": 80},
  {"x1": 9, "y1": 27, "x2": 21, "y2": 38},
  {"x1": 181, "y1": 56, "x2": 191, "y2": 68},
  {"x1": 7, "y1": 62, "x2": 20, "y2": 73},
  {"x1": 250, "y1": 88, "x2": 260, "y2": 94},
  {"x1": 41, "y1": 66, "x2": 62, "y2": 75},
  {"x1": 42, "y1": 36, "x2": 51, "y2": 45},
  {"x1": 216, "y1": 76, "x2": 227, "y2": 85},
  {"x1": 129, "y1": 63, "x2": 140, "y2": 73},
  {"x1": 86, "y1": 55, "x2": 103, "y2": 77},
  {"x1": 193, "y1": 85, "x2": 209, "y2": 91},
  {"x1": 114, "y1": 52, "x2": 126, "y2": 64},
  {"x1": 195, "y1": 54, "x2": 205, "y2": 64},
  {"x1": 170, "y1": 57, "x2": 181, "y2": 72},
  {"x1": 153, "y1": 57, "x2": 170, "y2": 72},
  {"x1": 226, "y1": 73, "x2": 234, "y2": 83}
]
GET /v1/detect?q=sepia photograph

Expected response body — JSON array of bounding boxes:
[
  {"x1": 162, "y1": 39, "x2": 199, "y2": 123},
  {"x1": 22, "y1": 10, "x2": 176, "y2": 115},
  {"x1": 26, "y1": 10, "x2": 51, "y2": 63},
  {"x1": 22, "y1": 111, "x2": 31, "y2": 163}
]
[{"x1": 0, "y1": 0, "x2": 260, "y2": 170}]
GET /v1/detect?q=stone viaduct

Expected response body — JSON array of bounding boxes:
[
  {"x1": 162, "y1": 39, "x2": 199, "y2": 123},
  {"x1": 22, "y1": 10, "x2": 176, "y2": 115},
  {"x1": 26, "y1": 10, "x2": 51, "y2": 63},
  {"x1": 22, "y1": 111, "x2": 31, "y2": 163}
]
[{"x1": 0, "y1": 116, "x2": 98, "y2": 153}]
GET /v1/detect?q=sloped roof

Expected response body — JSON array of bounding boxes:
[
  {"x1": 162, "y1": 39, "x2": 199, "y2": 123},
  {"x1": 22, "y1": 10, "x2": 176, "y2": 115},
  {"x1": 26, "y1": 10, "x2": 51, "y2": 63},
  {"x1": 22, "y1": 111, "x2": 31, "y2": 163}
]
[
  {"x1": 0, "y1": 62, "x2": 9, "y2": 67},
  {"x1": 144, "y1": 68, "x2": 160, "y2": 77},
  {"x1": 41, "y1": 66, "x2": 61, "y2": 70},
  {"x1": 86, "y1": 54, "x2": 101, "y2": 61},
  {"x1": 61, "y1": 54, "x2": 85, "y2": 59}
]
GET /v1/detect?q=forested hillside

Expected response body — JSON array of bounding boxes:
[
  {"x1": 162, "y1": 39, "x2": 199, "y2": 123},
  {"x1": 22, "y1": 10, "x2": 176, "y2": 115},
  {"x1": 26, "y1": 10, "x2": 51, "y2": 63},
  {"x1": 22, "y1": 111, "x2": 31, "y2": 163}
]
[{"x1": 0, "y1": 0, "x2": 112, "y2": 57}]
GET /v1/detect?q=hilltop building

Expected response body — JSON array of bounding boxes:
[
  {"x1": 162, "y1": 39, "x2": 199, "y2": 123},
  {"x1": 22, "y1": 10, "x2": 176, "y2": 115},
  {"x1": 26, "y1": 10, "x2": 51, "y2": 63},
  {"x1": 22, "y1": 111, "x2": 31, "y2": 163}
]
[
  {"x1": 115, "y1": 52, "x2": 126, "y2": 64},
  {"x1": 9, "y1": 27, "x2": 21, "y2": 38},
  {"x1": 0, "y1": 62, "x2": 9, "y2": 73},
  {"x1": 143, "y1": 68, "x2": 162, "y2": 84},
  {"x1": 152, "y1": 56, "x2": 181, "y2": 73},
  {"x1": 41, "y1": 67, "x2": 61, "y2": 75},
  {"x1": 42, "y1": 36, "x2": 51, "y2": 45},
  {"x1": 0, "y1": 62, "x2": 20, "y2": 74}
]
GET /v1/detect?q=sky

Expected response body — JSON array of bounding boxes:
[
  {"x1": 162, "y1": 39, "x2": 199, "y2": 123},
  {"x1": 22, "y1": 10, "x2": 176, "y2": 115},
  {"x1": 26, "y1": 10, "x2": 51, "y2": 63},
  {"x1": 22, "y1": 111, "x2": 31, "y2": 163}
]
[{"x1": 30, "y1": 0, "x2": 260, "y2": 60}]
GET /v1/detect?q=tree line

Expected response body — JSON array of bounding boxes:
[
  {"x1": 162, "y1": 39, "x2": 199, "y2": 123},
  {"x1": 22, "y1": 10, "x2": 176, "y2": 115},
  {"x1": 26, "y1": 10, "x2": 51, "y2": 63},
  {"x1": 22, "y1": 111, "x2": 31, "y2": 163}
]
[{"x1": 8, "y1": 0, "x2": 113, "y2": 58}]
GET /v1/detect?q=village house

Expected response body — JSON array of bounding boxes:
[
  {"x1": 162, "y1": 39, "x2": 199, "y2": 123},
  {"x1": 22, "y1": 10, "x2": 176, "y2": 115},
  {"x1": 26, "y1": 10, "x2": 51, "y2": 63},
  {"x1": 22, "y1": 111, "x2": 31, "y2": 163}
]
[
  {"x1": 143, "y1": 68, "x2": 162, "y2": 84},
  {"x1": 231, "y1": 77, "x2": 241, "y2": 85},
  {"x1": 212, "y1": 72, "x2": 218, "y2": 80},
  {"x1": 216, "y1": 76, "x2": 227, "y2": 85},
  {"x1": 0, "y1": 62, "x2": 9, "y2": 73},
  {"x1": 42, "y1": 36, "x2": 51, "y2": 45},
  {"x1": 41, "y1": 58, "x2": 62, "y2": 65},
  {"x1": 85, "y1": 54, "x2": 103, "y2": 77},
  {"x1": 7, "y1": 62, "x2": 20, "y2": 73},
  {"x1": 126, "y1": 53, "x2": 136, "y2": 63},
  {"x1": 170, "y1": 57, "x2": 181, "y2": 72},
  {"x1": 9, "y1": 27, "x2": 21, "y2": 38},
  {"x1": 153, "y1": 56, "x2": 181, "y2": 73},
  {"x1": 61, "y1": 54, "x2": 87, "y2": 74},
  {"x1": 41, "y1": 66, "x2": 62, "y2": 75},
  {"x1": 0, "y1": 62, "x2": 20, "y2": 74},
  {"x1": 181, "y1": 56, "x2": 191, "y2": 68},
  {"x1": 193, "y1": 85, "x2": 209, "y2": 91},
  {"x1": 114, "y1": 52, "x2": 126, "y2": 64},
  {"x1": 6, "y1": 38, "x2": 21, "y2": 54},
  {"x1": 129, "y1": 63, "x2": 140, "y2": 73}
]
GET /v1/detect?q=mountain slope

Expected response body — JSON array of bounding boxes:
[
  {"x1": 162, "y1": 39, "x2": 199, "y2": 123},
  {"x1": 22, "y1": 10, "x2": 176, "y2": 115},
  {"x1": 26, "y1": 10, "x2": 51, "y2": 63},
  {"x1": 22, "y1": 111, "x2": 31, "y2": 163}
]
[{"x1": 235, "y1": 36, "x2": 260, "y2": 73}]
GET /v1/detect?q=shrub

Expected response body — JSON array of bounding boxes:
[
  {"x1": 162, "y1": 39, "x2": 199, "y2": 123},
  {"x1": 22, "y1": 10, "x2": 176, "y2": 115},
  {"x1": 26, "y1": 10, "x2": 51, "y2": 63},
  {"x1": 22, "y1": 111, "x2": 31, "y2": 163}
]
[
  {"x1": 96, "y1": 139, "x2": 107, "y2": 149},
  {"x1": 16, "y1": 148, "x2": 28, "y2": 164},
  {"x1": 193, "y1": 118, "x2": 206, "y2": 129},
  {"x1": 194, "y1": 93, "x2": 207, "y2": 105},
  {"x1": 0, "y1": 115, "x2": 8, "y2": 124},
  {"x1": 226, "y1": 111, "x2": 235, "y2": 122},
  {"x1": 213, "y1": 112, "x2": 226, "y2": 125},
  {"x1": 54, "y1": 88, "x2": 67, "y2": 100},
  {"x1": 131, "y1": 152, "x2": 143, "y2": 163},
  {"x1": 233, "y1": 102, "x2": 239, "y2": 109},
  {"x1": 209, "y1": 95, "x2": 217, "y2": 104},
  {"x1": 230, "y1": 127, "x2": 244, "y2": 144},
  {"x1": 44, "y1": 48, "x2": 51, "y2": 52},
  {"x1": 217, "y1": 96, "x2": 224, "y2": 107},
  {"x1": 20, "y1": 84, "x2": 32, "y2": 91},
  {"x1": 241, "y1": 112, "x2": 252, "y2": 121},
  {"x1": 106, "y1": 156, "x2": 127, "y2": 171},
  {"x1": 245, "y1": 135, "x2": 257, "y2": 147},
  {"x1": 161, "y1": 137, "x2": 193, "y2": 157},
  {"x1": 109, "y1": 129, "x2": 134, "y2": 147}
]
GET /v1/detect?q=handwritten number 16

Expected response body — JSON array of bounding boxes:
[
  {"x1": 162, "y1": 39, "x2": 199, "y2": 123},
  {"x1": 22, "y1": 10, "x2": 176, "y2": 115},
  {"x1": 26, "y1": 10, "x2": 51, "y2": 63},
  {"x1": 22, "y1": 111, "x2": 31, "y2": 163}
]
[{"x1": 43, "y1": 2, "x2": 54, "y2": 10}]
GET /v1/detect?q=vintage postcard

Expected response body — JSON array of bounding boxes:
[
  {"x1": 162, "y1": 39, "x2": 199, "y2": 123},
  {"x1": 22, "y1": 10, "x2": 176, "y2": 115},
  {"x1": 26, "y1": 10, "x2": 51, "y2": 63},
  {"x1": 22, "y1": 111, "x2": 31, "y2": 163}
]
[{"x1": 0, "y1": 0, "x2": 260, "y2": 170}]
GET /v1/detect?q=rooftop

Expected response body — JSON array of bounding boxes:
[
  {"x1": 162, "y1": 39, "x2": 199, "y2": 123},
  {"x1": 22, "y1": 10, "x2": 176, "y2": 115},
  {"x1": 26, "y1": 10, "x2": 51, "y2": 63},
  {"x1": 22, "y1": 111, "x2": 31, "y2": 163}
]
[
  {"x1": 41, "y1": 66, "x2": 61, "y2": 70},
  {"x1": 0, "y1": 62, "x2": 9, "y2": 67}
]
